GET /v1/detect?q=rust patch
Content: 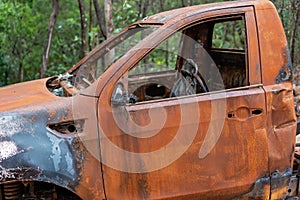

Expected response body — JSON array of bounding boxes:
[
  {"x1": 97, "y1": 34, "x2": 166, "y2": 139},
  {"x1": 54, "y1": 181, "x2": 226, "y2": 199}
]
[
  {"x1": 265, "y1": 83, "x2": 296, "y2": 173},
  {"x1": 73, "y1": 137, "x2": 106, "y2": 200}
]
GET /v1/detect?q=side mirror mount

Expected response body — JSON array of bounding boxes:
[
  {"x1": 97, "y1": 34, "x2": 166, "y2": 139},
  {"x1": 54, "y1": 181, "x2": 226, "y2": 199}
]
[{"x1": 111, "y1": 83, "x2": 128, "y2": 106}]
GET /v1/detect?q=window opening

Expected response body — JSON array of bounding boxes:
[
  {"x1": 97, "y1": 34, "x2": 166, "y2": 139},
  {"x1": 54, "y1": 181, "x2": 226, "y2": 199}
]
[{"x1": 112, "y1": 15, "x2": 249, "y2": 105}]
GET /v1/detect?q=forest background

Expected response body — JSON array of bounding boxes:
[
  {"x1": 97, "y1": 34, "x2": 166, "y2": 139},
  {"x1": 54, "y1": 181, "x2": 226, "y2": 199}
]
[{"x1": 0, "y1": 0, "x2": 299, "y2": 86}]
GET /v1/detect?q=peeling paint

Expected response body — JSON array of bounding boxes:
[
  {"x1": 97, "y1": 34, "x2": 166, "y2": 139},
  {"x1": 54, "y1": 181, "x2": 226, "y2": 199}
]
[
  {"x1": 0, "y1": 116, "x2": 25, "y2": 137},
  {"x1": 0, "y1": 165, "x2": 16, "y2": 181},
  {"x1": 0, "y1": 165, "x2": 41, "y2": 182},
  {"x1": 47, "y1": 132, "x2": 62, "y2": 172},
  {"x1": 65, "y1": 152, "x2": 75, "y2": 176},
  {"x1": 0, "y1": 141, "x2": 18, "y2": 161}
]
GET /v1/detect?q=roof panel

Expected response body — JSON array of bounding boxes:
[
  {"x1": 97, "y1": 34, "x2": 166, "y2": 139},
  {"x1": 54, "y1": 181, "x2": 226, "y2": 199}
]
[{"x1": 136, "y1": 0, "x2": 263, "y2": 25}]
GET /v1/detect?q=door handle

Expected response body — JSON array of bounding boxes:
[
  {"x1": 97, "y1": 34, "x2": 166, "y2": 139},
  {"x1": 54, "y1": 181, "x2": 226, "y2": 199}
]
[{"x1": 227, "y1": 108, "x2": 263, "y2": 119}]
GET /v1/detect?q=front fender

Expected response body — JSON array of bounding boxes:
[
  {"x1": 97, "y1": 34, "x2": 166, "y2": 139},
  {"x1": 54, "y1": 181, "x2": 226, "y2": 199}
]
[
  {"x1": 0, "y1": 108, "x2": 82, "y2": 193},
  {"x1": 0, "y1": 94, "x2": 106, "y2": 200}
]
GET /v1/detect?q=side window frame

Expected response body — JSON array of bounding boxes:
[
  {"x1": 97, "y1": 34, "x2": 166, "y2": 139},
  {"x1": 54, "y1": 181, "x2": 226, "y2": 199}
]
[
  {"x1": 207, "y1": 15, "x2": 249, "y2": 89},
  {"x1": 110, "y1": 7, "x2": 260, "y2": 107}
]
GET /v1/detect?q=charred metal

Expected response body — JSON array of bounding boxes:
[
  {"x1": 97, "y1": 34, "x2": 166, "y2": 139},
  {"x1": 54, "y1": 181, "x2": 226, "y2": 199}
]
[
  {"x1": 276, "y1": 47, "x2": 293, "y2": 84},
  {"x1": 234, "y1": 176, "x2": 270, "y2": 199},
  {"x1": 235, "y1": 168, "x2": 295, "y2": 199},
  {"x1": 0, "y1": 0, "x2": 299, "y2": 199},
  {"x1": 48, "y1": 120, "x2": 85, "y2": 135},
  {"x1": 0, "y1": 166, "x2": 41, "y2": 182},
  {"x1": 270, "y1": 168, "x2": 292, "y2": 199}
]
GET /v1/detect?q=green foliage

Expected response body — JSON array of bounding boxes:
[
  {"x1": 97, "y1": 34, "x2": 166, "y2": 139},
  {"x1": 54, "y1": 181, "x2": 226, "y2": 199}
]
[
  {"x1": 46, "y1": 1, "x2": 82, "y2": 77},
  {"x1": 0, "y1": 0, "x2": 299, "y2": 86},
  {"x1": 212, "y1": 20, "x2": 245, "y2": 50},
  {"x1": 113, "y1": 0, "x2": 139, "y2": 33},
  {"x1": 0, "y1": 1, "x2": 46, "y2": 85},
  {"x1": 271, "y1": 0, "x2": 300, "y2": 66},
  {"x1": 0, "y1": 0, "x2": 84, "y2": 86}
]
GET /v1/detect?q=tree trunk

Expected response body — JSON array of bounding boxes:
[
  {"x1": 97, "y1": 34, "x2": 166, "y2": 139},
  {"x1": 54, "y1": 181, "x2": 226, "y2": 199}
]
[
  {"x1": 93, "y1": 0, "x2": 107, "y2": 40},
  {"x1": 104, "y1": 0, "x2": 114, "y2": 39},
  {"x1": 19, "y1": 62, "x2": 23, "y2": 82},
  {"x1": 104, "y1": 0, "x2": 115, "y2": 65},
  {"x1": 88, "y1": 0, "x2": 92, "y2": 51},
  {"x1": 142, "y1": 0, "x2": 149, "y2": 18},
  {"x1": 136, "y1": 0, "x2": 142, "y2": 18},
  {"x1": 40, "y1": 0, "x2": 59, "y2": 78},
  {"x1": 181, "y1": 0, "x2": 185, "y2": 7},
  {"x1": 78, "y1": 0, "x2": 87, "y2": 58},
  {"x1": 159, "y1": 0, "x2": 164, "y2": 12}
]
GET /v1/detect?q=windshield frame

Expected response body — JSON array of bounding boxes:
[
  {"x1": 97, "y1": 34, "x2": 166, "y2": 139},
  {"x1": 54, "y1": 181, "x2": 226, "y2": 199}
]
[{"x1": 66, "y1": 24, "x2": 160, "y2": 90}]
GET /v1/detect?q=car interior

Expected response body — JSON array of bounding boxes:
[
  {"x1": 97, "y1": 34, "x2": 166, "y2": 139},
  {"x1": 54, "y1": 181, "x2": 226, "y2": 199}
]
[{"x1": 122, "y1": 15, "x2": 247, "y2": 104}]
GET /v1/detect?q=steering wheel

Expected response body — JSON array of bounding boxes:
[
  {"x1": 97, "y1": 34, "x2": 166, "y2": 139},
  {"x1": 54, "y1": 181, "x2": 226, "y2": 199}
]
[
  {"x1": 180, "y1": 58, "x2": 208, "y2": 94},
  {"x1": 192, "y1": 72, "x2": 208, "y2": 93}
]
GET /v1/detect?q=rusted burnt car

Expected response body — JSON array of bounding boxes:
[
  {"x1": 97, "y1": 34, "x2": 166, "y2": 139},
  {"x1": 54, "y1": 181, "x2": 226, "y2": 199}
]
[{"x1": 0, "y1": 0, "x2": 299, "y2": 199}]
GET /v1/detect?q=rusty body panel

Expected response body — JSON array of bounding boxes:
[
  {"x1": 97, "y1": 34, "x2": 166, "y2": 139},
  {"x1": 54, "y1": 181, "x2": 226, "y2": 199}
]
[
  {"x1": 0, "y1": 80, "x2": 105, "y2": 199},
  {"x1": 0, "y1": 0, "x2": 298, "y2": 199},
  {"x1": 0, "y1": 79, "x2": 57, "y2": 111},
  {"x1": 254, "y1": 1, "x2": 297, "y2": 198},
  {"x1": 99, "y1": 87, "x2": 270, "y2": 199}
]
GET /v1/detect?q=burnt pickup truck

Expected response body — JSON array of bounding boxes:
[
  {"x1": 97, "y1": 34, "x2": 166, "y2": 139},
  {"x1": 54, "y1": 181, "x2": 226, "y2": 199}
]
[{"x1": 0, "y1": 0, "x2": 299, "y2": 199}]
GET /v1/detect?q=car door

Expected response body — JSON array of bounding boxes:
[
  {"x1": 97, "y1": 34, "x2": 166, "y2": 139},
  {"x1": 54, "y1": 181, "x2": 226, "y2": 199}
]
[{"x1": 97, "y1": 6, "x2": 269, "y2": 200}]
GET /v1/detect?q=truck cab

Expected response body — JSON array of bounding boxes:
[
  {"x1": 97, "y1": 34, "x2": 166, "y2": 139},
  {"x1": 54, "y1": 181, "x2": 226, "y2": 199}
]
[{"x1": 0, "y1": 0, "x2": 297, "y2": 199}]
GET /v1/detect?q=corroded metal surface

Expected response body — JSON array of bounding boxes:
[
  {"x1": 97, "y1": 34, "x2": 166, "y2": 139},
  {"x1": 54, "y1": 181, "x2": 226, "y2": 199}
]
[
  {"x1": 0, "y1": 82, "x2": 105, "y2": 199},
  {"x1": 0, "y1": 0, "x2": 298, "y2": 199}
]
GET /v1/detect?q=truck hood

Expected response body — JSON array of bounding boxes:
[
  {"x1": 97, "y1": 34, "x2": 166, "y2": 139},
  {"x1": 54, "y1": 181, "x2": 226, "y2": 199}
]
[{"x1": 0, "y1": 78, "x2": 58, "y2": 112}]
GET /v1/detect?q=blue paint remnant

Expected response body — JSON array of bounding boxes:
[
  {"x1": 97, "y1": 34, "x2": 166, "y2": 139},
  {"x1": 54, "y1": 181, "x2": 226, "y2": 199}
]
[{"x1": 0, "y1": 105, "x2": 83, "y2": 191}]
